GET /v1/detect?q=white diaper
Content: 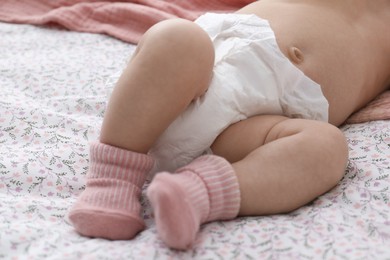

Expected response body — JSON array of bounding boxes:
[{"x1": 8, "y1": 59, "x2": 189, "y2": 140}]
[{"x1": 148, "y1": 13, "x2": 329, "y2": 174}]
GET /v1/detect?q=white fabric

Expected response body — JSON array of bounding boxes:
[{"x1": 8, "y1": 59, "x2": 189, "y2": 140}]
[{"x1": 149, "y1": 13, "x2": 329, "y2": 173}]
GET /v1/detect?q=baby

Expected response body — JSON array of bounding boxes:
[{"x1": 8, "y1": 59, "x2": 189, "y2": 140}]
[{"x1": 68, "y1": 0, "x2": 390, "y2": 250}]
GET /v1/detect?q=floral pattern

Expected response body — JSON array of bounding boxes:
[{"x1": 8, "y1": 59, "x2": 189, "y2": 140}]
[{"x1": 1, "y1": 22, "x2": 389, "y2": 259}]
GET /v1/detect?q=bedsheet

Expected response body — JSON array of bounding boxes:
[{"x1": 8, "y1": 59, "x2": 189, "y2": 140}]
[{"x1": 1, "y1": 22, "x2": 390, "y2": 259}]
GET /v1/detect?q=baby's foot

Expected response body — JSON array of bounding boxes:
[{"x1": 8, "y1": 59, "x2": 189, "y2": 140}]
[
  {"x1": 147, "y1": 172, "x2": 209, "y2": 249},
  {"x1": 68, "y1": 142, "x2": 154, "y2": 240},
  {"x1": 147, "y1": 155, "x2": 240, "y2": 250}
]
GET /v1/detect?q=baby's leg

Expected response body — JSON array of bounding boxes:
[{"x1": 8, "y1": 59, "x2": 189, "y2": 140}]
[
  {"x1": 147, "y1": 115, "x2": 348, "y2": 249},
  {"x1": 100, "y1": 19, "x2": 214, "y2": 153},
  {"x1": 68, "y1": 19, "x2": 215, "y2": 240},
  {"x1": 212, "y1": 115, "x2": 349, "y2": 216}
]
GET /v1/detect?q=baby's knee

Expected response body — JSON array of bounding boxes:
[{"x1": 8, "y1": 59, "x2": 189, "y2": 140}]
[
  {"x1": 312, "y1": 123, "x2": 349, "y2": 184},
  {"x1": 135, "y1": 19, "x2": 215, "y2": 96},
  {"x1": 139, "y1": 19, "x2": 214, "y2": 65},
  {"x1": 275, "y1": 119, "x2": 348, "y2": 185},
  {"x1": 319, "y1": 123, "x2": 348, "y2": 159}
]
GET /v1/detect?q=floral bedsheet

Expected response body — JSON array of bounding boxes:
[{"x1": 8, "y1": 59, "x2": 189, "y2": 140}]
[{"x1": 0, "y1": 22, "x2": 389, "y2": 259}]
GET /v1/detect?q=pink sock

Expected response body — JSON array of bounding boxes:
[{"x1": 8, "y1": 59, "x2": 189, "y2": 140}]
[
  {"x1": 68, "y1": 142, "x2": 154, "y2": 240},
  {"x1": 146, "y1": 155, "x2": 240, "y2": 250}
]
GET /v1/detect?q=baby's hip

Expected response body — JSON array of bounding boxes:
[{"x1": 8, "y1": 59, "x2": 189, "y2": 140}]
[{"x1": 148, "y1": 13, "x2": 329, "y2": 174}]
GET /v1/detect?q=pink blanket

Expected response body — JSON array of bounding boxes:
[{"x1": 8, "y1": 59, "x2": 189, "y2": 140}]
[
  {"x1": 0, "y1": 0, "x2": 388, "y2": 124},
  {"x1": 0, "y1": 0, "x2": 254, "y2": 44},
  {"x1": 346, "y1": 91, "x2": 390, "y2": 124}
]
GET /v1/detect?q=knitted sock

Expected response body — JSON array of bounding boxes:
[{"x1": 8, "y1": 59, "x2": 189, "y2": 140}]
[
  {"x1": 146, "y1": 155, "x2": 240, "y2": 250},
  {"x1": 68, "y1": 142, "x2": 154, "y2": 240}
]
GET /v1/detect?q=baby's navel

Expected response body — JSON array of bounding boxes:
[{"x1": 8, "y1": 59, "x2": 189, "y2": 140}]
[{"x1": 288, "y1": 46, "x2": 304, "y2": 64}]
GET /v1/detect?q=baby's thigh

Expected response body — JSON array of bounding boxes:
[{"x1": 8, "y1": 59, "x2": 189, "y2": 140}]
[{"x1": 210, "y1": 115, "x2": 288, "y2": 163}]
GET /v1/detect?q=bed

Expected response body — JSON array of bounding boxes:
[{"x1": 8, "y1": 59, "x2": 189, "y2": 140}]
[{"x1": 1, "y1": 15, "x2": 390, "y2": 260}]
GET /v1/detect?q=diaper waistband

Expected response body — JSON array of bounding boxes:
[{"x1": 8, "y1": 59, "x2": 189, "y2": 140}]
[{"x1": 195, "y1": 12, "x2": 329, "y2": 122}]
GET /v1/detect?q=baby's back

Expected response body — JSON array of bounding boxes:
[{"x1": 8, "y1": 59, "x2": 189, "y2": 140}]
[{"x1": 237, "y1": 0, "x2": 390, "y2": 125}]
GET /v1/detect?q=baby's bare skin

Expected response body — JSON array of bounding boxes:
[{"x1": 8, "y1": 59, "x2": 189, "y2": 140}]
[
  {"x1": 97, "y1": 1, "x2": 387, "y2": 220},
  {"x1": 238, "y1": 0, "x2": 390, "y2": 126},
  {"x1": 71, "y1": 1, "x2": 390, "y2": 246}
]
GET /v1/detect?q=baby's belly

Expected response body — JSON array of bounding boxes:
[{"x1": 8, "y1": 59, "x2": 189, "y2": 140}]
[{"x1": 238, "y1": 3, "x2": 374, "y2": 125}]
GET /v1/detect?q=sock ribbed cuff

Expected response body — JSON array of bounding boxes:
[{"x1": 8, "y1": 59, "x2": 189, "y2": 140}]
[
  {"x1": 81, "y1": 141, "x2": 155, "y2": 212},
  {"x1": 170, "y1": 172, "x2": 210, "y2": 223},
  {"x1": 176, "y1": 155, "x2": 241, "y2": 222},
  {"x1": 87, "y1": 141, "x2": 154, "y2": 187}
]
